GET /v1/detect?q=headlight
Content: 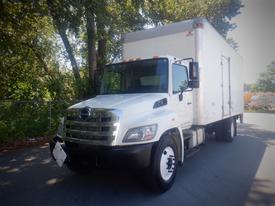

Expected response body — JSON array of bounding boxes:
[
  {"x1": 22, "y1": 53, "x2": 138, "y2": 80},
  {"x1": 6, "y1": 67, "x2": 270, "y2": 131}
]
[
  {"x1": 56, "y1": 117, "x2": 65, "y2": 138},
  {"x1": 123, "y1": 124, "x2": 157, "y2": 143}
]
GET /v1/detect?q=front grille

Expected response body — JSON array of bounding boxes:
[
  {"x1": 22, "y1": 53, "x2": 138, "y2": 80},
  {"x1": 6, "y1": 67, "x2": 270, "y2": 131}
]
[
  {"x1": 65, "y1": 132, "x2": 109, "y2": 141},
  {"x1": 64, "y1": 108, "x2": 118, "y2": 144}
]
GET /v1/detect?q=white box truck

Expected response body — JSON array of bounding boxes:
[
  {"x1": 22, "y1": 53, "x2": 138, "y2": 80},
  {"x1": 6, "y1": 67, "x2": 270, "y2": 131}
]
[{"x1": 50, "y1": 18, "x2": 244, "y2": 192}]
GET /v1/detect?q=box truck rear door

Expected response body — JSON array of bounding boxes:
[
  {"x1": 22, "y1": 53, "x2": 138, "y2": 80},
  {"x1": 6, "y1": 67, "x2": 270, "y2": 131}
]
[{"x1": 221, "y1": 56, "x2": 231, "y2": 117}]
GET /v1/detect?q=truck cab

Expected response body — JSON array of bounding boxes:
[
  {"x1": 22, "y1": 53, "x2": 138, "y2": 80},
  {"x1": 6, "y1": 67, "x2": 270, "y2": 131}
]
[{"x1": 51, "y1": 56, "x2": 202, "y2": 192}]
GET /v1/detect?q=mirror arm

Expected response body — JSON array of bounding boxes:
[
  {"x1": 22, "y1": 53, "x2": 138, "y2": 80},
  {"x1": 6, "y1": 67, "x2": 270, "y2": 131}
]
[
  {"x1": 179, "y1": 91, "x2": 183, "y2": 101},
  {"x1": 174, "y1": 57, "x2": 194, "y2": 64}
]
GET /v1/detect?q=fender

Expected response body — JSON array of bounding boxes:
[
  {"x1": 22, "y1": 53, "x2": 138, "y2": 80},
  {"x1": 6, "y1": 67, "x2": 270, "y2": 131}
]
[
  {"x1": 117, "y1": 107, "x2": 185, "y2": 163},
  {"x1": 160, "y1": 127, "x2": 184, "y2": 164}
]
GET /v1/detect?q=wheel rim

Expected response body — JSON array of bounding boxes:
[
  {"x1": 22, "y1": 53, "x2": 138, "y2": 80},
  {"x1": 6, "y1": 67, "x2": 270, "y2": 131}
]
[
  {"x1": 160, "y1": 146, "x2": 175, "y2": 181},
  {"x1": 230, "y1": 121, "x2": 235, "y2": 137}
]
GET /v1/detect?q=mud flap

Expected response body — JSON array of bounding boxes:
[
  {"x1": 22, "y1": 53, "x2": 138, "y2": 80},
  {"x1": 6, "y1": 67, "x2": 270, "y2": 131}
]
[
  {"x1": 52, "y1": 142, "x2": 67, "y2": 167},
  {"x1": 50, "y1": 137, "x2": 67, "y2": 167}
]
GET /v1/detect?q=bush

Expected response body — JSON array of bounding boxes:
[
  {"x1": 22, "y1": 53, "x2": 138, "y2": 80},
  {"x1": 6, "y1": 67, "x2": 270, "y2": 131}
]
[{"x1": 0, "y1": 100, "x2": 72, "y2": 144}]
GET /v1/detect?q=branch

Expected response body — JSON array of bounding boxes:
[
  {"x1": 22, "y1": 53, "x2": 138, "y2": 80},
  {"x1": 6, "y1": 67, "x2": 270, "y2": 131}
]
[{"x1": 24, "y1": 43, "x2": 50, "y2": 74}]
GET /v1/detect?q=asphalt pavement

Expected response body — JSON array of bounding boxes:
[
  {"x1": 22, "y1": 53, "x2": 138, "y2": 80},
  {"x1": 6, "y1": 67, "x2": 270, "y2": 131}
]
[{"x1": 1, "y1": 113, "x2": 275, "y2": 206}]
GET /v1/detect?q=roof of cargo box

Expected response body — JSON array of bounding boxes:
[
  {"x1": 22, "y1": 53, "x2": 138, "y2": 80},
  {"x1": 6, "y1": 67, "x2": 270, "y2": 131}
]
[{"x1": 123, "y1": 18, "x2": 206, "y2": 43}]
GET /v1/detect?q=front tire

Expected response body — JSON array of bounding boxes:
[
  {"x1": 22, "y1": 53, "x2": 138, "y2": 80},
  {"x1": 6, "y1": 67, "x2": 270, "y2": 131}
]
[{"x1": 146, "y1": 135, "x2": 178, "y2": 193}]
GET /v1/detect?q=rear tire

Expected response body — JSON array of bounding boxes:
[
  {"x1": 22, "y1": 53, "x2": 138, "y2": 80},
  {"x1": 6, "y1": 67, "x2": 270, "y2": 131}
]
[
  {"x1": 146, "y1": 135, "x2": 178, "y2": 193},
  {"x1": 214, "y1": 118, "x2": 237, "y2": 142},
  {"x1": 233, "y1": 118, "x2": 237, "y2": 136},
  {"x1": 224, "y1": 118, "x2": 236, "y2": 142}
]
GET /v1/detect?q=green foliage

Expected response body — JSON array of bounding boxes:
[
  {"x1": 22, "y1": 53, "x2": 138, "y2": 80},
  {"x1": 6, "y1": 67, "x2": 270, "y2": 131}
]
[
  {"x1": 98, "y1": 0, "x2": 243, "y2": 61},
  {"x1": 101, "y1": 71, "x2": 121, "y2": 93},
  {"x1": 226, "y1": 37, "x2": 238, "y2": 50},
  {"x1": 45, "y1": 70, "x2": 77, "y2": 100},
  {"x1": 0, "y1": 100, "x2": 72, "y2": 143},
  {"x1": 0, "y1": 1, "x2": 76, "y2": 143},
  {"x1": 46, "y1": 0, "x2": 243, "y2": 95},
  {"x1": 0, "y1": 0, "x2": 243, "y2": 143},
  {"x1": 253, "y1": 62, "x2": 275, "y2": 92},
  {"x1": 144, "y1": 0, "x2": 243, "y2": 37},
  {"x1": 0, "y1": 0, "x2": 76, "y2": 101}
]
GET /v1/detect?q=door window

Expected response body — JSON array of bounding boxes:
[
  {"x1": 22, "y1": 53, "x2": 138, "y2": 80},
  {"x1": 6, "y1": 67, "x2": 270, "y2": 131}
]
[{"x1": 172, "y1": 64, "x2": 188, "y2": 94}]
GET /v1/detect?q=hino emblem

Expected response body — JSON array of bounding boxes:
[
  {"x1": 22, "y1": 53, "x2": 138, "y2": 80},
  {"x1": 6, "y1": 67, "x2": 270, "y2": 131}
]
[{"x1": 80, "y1": 107, "x2": 93, "y2": 120}]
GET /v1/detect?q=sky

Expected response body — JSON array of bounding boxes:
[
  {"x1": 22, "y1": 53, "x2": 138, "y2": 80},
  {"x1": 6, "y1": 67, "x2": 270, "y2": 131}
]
[{"x1": 229, "y1": 0, "x2": 275, "y2": 84}]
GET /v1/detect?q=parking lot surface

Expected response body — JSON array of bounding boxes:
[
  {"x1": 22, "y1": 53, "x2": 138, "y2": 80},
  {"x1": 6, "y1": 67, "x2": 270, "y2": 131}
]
[{"x1": 1, "y1": 113, "x2": 275, "y2": 206}]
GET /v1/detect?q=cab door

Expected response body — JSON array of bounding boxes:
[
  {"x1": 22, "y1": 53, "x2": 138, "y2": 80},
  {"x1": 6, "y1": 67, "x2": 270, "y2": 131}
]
[{"x1": 170, "y1": 64, "x2": 193, "y2": 128}]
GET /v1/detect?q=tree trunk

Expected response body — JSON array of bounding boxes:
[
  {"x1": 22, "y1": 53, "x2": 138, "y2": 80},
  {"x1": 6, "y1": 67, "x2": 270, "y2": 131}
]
[
  {"x1": 86, "y1": 9, "x2": 97, "y2": 96},
  {"x1": 47, "y1": 0, "x2": 83, "y2": 98},
  {"x1": 59, "y1": 29, "x2": 83, "y2": 98},
  {"x1": 97, "y1": 28, "x2": 107, "y2": 71},
  {"x1": 58, "y1": 29, "x2": 81, "y2": 81}
]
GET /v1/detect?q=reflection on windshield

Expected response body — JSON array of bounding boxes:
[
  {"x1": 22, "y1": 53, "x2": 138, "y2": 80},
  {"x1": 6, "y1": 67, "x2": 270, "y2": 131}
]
[{"x1": 100, "y1": 58, "x2": 168, "y2": 94}]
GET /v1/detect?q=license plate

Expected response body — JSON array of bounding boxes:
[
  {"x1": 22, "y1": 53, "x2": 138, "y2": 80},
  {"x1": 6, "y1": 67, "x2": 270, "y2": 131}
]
[{"x1": 52, "y1": 142, "x2": 67, "y2": 167}]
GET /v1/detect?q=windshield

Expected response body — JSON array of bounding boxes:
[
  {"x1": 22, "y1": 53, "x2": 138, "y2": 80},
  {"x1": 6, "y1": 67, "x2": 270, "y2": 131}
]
[{"x1": 100, "y1": 58, "x2": 168, "y2": 94}]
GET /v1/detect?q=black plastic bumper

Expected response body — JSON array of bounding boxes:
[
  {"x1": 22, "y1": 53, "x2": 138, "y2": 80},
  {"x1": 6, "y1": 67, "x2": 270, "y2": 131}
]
[{"x1": 49, "y1": 138, "x2": 154, "y2": 169}]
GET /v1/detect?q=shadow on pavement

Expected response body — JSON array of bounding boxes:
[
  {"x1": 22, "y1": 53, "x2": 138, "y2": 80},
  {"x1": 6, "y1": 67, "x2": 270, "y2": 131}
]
[
  {"x1": 0, "y1": 123, "x2": 275, "y2": 206},
  {"x1": 246, "y1": 179, "x2": 275, "y2": 206}
]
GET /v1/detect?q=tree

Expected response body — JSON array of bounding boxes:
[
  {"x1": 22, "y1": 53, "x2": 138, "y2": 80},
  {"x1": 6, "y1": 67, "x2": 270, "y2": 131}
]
[
  {"x1": 45, "y1": 0, "x2": 243, "y2": 98},
  {"x1": 46, "y1": 0, "x2": 146, "y2": 96},
  {"x1": 253, "y1": 62, "x2": 275, "y2": 92},
  {"x1": 143, "y1": 0, "x2": 243, "y2": 37},
  {"x1": 1, "y1": 0, "x2": 244, "y2": 100},
  {"x1": 0, "y1": 0, "x2": 76, "y2": 100},
  {"x1": 46, "y1": 0, "x2": 84, "y2": 97},
  {"x1": 0, "y1": 1, "x2": 50, "y2": 100}
]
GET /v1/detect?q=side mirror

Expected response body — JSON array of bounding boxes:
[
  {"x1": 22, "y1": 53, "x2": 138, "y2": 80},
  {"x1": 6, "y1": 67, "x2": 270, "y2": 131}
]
[
  {"x1": 188, "y1": 80, "x2": 199, "y2": 88},
  {"x1": 189, "y1": 62, "x2": 200, "y2": 88},
  {"x1": 189, "y1": 62, "x2": 199, "y2": 80}
]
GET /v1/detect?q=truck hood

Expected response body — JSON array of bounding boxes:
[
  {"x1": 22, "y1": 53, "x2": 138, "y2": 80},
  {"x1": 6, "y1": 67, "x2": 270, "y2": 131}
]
[{"x1": 69, "y1": 93, "x2": 168, "y2": 112}]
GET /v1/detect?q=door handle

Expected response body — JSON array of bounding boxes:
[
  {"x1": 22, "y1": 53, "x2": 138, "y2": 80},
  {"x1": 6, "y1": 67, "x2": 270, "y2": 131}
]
[{"x1": 187, "y1": 102, "x2": 192, "y2": 105}]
